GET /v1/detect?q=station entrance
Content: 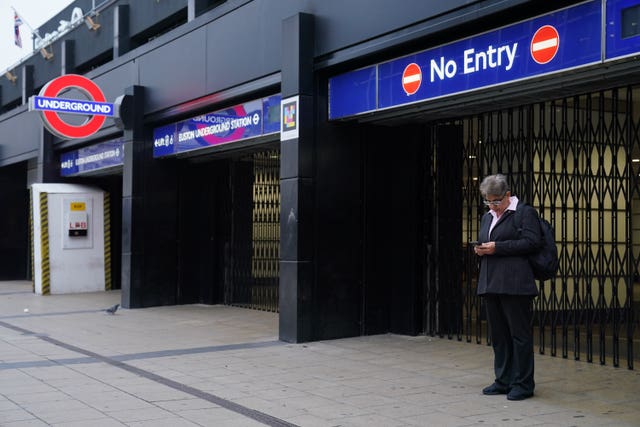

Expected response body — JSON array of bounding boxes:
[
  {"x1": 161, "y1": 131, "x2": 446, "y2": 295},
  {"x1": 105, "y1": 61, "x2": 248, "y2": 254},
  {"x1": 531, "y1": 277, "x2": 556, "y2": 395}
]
[
  {"x1": 354, "y1": 82, "x2": 639, "y2": 368},
  {"x1": 435, "y1": 84, "x2": 639, "y2": 368},
  {"x1": 177, "y1": 147, "x2": 280, "y2": 312},
  {"x1": 0, "y1": 161, "x2": 29, "y2": 280}
]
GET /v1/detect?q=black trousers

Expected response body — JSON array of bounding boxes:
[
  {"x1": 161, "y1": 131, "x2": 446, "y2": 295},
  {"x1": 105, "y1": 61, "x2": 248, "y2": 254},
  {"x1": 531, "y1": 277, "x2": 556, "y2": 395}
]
[{"x1": 484, "y1": 294, "x2": 535, "y2": 393}]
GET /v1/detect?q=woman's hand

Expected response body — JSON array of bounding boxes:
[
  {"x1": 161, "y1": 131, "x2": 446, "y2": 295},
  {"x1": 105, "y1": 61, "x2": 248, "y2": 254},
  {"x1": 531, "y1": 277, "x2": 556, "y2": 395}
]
[{"x1": 474, "y1": 241, "x2": 496, "y2": 256}]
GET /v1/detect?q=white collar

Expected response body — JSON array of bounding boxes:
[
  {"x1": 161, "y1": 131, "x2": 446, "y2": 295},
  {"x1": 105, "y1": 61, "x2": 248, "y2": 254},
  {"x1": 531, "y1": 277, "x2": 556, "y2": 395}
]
[{"x1": 489, "y1": 195, "x2": 519, "y2": 219}]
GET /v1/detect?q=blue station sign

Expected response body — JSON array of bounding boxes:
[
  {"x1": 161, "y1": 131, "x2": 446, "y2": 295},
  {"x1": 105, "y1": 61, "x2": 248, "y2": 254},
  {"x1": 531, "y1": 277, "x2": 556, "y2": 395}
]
[
  {"x1": 153, "y1": 95, "x2": 281, "y2": 157},
  {"x1": 60, "y1": 139, "x2": 124, "y2": 177},
  {"x1": 606, "y1": 0, "x2": 640, "y2": 60},
  {"x1": 329, "y1": 0, "x2": 607, "y2": 120}
]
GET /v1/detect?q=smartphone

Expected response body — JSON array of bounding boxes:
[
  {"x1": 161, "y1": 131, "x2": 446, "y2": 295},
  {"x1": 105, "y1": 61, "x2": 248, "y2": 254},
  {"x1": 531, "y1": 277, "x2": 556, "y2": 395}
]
[{"x1": 469, "y1": 240, "x2": 480, "y2": 246}]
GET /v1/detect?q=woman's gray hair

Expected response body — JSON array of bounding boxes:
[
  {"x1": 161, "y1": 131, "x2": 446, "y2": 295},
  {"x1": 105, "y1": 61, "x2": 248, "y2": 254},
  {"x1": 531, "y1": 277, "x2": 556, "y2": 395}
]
[{"x1": 479, "y1": 174, "x2": 510, "y2": 197}]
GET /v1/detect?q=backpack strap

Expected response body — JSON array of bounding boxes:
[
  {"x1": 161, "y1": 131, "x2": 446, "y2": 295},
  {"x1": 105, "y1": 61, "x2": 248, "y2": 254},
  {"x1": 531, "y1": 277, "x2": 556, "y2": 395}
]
[{"x1": 513, "y1": 201, "x2": 528, "y2": 232}]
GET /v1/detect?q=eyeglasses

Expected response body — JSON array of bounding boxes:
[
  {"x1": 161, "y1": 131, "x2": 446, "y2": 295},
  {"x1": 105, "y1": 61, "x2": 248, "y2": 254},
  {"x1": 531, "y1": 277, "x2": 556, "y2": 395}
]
[{"x1": 482, "y1": 196, "x2": 505, "y2": 206}]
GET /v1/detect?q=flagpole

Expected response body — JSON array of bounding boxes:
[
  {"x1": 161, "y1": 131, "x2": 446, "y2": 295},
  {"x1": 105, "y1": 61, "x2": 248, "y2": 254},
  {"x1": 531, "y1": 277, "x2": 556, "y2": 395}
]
[{"x1": 11, "y1": 6, "x2": 44, "y2": 44}]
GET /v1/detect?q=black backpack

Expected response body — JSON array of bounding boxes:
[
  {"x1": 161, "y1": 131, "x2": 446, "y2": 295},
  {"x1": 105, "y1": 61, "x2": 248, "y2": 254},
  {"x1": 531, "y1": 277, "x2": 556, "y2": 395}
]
[{"x1": 515, "y1": 204, "x2": 559, "y2": 281}]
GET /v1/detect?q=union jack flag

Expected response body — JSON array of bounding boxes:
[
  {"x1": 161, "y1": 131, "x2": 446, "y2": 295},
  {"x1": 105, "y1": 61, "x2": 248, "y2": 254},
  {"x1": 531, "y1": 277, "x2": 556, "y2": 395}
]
[{"x1": 14, "y1": 12, "x2": 22, "y2": 48}]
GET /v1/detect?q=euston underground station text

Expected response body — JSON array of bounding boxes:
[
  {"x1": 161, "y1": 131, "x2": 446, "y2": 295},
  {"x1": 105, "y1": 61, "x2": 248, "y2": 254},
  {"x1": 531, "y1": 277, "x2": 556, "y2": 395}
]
[
  {"x1": 178, "y1": 113, "x2": 260, "y2": 142},
  {"x1": 61, "y1": 148, "x2": 121, "y2": 171},
  {"x1": 60, "y1": 140, "x2": 124, "y2": 177},
  {"x1": 153, "y1": 95, "x2": 281, "y2": 158}
]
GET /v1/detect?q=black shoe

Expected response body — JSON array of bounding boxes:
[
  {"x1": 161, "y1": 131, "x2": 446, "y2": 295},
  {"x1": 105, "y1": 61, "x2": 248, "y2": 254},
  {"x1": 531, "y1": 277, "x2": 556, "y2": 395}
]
[
  {"x1": 506, "y1": 389, "x2": 533, "y2": 401},
  {"x1": 482, "y1": 383, "x2": 509, "y2": 395}
]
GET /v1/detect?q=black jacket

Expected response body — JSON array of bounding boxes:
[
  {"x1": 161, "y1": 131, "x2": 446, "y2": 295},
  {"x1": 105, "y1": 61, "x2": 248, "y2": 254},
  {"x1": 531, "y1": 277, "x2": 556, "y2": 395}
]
[{"x1": 477, "y1": 202, "x2": 542, "y2": 296}]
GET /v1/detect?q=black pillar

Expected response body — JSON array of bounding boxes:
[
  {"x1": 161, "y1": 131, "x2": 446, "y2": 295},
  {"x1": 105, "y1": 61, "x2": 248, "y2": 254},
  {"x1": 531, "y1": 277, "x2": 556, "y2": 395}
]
[
  {"x1": 120, "y1": 85, "x2": 178, "y2": 308},
  {"x1": 121, "y1": 85, "x2": 145, "y2": 308},
  {"x1": 21, "y1": 65, "x2": 33, "y2": 106},
  {"x1": 279, "y1": 13, "x2": 315, "y2": 343},
  {"x1": 435, "y1": 125, "x2": 463, "y2": 336},
  {"x1": 61, "y1": 40, "x2": 75, "y2": 75},
  {"x1": 114, "y1": 5, "x2": 130, "y2": 59},
  {"x1": 40, "y1": 131, "x2": 58, "y2": 183},
  {"x1": 0, "y1": 161, "x2": 28, "y2": 280}
]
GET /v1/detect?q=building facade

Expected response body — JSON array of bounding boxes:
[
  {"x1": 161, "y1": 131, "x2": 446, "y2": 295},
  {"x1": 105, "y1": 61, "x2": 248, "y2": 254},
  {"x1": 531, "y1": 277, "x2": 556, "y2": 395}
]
[{"x1": 0, "y1": 0, "x2": 638, "y2": 368}]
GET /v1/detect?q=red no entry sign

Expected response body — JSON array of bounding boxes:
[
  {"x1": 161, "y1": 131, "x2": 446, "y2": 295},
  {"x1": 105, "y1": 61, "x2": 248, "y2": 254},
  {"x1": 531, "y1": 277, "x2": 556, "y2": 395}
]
[
  {"x1": 531, "y1": 25, "x2": 560, "y2": 64},
  {"x1": 402, "y1": 63, "x2": 422, "y2": 95}
]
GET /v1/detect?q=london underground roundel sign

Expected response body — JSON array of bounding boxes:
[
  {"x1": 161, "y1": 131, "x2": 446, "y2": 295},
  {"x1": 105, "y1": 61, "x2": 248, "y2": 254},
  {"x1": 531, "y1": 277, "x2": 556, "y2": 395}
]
[{"x1": 29, "y1": 74, "x2": 114, "y2": 139}]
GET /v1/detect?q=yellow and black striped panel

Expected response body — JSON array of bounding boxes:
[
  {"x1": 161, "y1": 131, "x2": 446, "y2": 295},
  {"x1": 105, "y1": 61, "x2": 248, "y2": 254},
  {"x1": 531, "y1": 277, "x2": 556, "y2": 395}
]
[
  {"x1": 103, "y1": 192, "x2": 111, "y2": 291},
  {"x1": 29, "y1": 189, "x2": 35, "y2": 293},
  {"x1": 39, "y1": 192, "x2": 50, "y2": 295}
]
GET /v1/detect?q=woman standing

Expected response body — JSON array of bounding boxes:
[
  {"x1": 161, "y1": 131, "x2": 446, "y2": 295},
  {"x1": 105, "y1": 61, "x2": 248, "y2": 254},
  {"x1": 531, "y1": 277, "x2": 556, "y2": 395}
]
[{"x1": 474, "y1": 174, "x2": 541, "y2": 401}]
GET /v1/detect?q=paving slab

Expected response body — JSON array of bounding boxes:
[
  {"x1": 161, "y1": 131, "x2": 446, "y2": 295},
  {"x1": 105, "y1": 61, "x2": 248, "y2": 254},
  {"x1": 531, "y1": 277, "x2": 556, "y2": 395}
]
[{"x1": 0, "y1": 280, "x2": 639, "y2": 427}]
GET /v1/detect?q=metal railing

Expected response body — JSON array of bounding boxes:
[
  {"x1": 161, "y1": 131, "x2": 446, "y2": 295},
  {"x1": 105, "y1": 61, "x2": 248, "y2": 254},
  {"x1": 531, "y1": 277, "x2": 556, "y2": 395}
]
[
  {"x1": 457, "y1": 85, "x2": 639, "y2": 369},
  {"x1": 226, "y1": 150, "x2": 280, "y2": 312}
]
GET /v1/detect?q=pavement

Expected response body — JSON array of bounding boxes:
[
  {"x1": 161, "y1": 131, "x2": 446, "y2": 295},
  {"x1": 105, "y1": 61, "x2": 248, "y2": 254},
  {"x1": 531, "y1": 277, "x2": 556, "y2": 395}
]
[{"x1": 0, "y1": 281, "x2": 638, "y2": 427}]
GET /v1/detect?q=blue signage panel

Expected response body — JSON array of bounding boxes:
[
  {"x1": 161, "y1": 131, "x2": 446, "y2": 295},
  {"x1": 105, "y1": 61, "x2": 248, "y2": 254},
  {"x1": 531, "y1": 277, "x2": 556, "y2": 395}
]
[
  {"x1": 153, "y1": 123, "x2": 177, "y2": 157},
  {"x1": 378, "y1": 1, "x2": 601, "y2": 110},
  {"x1": 329, "y1": 66, "x2": 377, "y2": 120},
  {"x1": 329, "y1": 0, "x2": 602, "y2": 119},
  {"x1": 606, "y1": 0, "x2": 640, "y2": 60},
  {"x1": 60, "y1": 139, "x2": 124, "y2": 176},
  {"x1": 153, "y1": 95, "x2": 281, "y2": 157},
  {"x1": 263, "y1": 95, "x2": 282, "y2": 134}
]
